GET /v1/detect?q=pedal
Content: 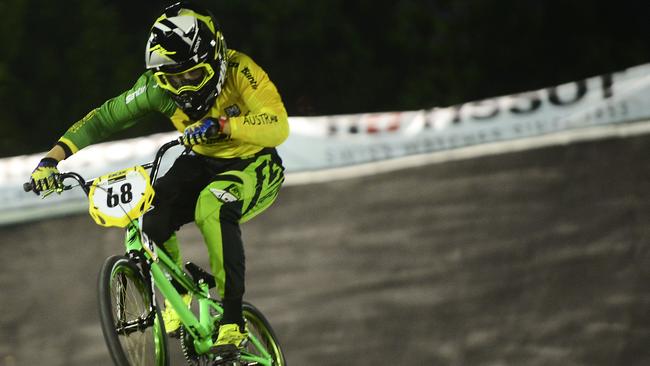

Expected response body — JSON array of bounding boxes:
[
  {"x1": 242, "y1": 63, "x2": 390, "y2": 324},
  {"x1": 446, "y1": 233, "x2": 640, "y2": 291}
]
[
  {"x1": 211, "y1": 345, "x2": 240, "y2": 365},
  {"x1": 185, "y1": 262, "x2": 217, "y2": 288},
  {"x1": 211, "y1": 354, "x2": 240, "y2": 365},
  {"x1": 212, "y1": 360, "x2": 240, "y2": 366}
]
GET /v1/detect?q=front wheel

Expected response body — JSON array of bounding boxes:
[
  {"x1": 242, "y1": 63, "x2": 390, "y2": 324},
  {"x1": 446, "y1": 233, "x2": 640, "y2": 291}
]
[
  {"x1": 242, "y1": 302, "x2": 286, "y2": 366},
  {"x1": 98, "y1": 255, "x2": 169, "y2": 366}
]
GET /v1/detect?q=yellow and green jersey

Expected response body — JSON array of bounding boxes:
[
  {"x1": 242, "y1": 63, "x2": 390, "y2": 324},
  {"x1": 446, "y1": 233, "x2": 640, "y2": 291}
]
[{"x1": 58, "y1": 50, "x2": 289, "y2": 159}]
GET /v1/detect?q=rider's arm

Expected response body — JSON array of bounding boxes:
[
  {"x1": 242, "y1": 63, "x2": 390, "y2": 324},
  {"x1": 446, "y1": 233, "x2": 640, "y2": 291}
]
[
  {"x1": 227, "y1": 54, "x2": 289, "y2": 147},
  {"x1": 42, "y1": 145, "x2": 67, "y2": 163},
  {"x1": 56, "y1": 71, "x2": 177, "y2": 160}
]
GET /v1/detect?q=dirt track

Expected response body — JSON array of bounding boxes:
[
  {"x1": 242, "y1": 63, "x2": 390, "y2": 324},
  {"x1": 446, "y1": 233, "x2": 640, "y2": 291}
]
[{"x1": 2, "y1": 134, "x2": 650, "y2": 366}]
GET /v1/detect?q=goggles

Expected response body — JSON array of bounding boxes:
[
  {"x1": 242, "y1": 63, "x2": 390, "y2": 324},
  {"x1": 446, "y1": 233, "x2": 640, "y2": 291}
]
[{"x1": 153, "y1": 62, "x2": 215, "y2": 95}]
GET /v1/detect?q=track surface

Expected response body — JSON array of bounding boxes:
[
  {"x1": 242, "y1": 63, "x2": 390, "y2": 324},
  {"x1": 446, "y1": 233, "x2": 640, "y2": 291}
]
[{"x1": 2, "y1": 134, "x2": 650, "y2": 366}]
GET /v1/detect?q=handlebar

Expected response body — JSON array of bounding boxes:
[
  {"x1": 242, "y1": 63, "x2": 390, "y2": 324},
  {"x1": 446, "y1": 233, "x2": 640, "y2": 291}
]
[{"x1": 24, "y1": 139, "x2": 181, "y2": 195}]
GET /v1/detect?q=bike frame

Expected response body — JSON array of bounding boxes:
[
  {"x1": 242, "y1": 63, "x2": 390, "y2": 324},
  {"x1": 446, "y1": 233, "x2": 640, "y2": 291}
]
[
  {"x1": 50, "y1": 140, "x2": 275, "y2": 365},
  {"x1": 129, "y1": 223, "x2": 220, "y2": 354}
]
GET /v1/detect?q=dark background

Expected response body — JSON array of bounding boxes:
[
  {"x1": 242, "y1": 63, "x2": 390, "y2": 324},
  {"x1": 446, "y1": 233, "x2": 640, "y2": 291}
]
[{"x1": 1, "y1": 0, "x2": 649, "y2": 157}]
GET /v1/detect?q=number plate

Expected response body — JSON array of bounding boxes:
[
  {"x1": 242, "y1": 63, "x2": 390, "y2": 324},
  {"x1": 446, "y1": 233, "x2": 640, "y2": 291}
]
[{"x1": 88, "y1": 166, "x2": 155, "y2": 227}]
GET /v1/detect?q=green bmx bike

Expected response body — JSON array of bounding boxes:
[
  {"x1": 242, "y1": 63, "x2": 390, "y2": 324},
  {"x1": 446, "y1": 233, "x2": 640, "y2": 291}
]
[{"x1": 24, "y1": 139, "x2": 286, "y2": 366}]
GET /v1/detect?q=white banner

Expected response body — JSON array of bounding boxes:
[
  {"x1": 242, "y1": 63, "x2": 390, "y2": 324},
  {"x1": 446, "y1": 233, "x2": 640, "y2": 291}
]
[
  {"x1": 279, "y1": 63, "x2": 650, "y2": 171},
  {"x1": 2, "y1": 63, "x2": 650, "y2": 224}
]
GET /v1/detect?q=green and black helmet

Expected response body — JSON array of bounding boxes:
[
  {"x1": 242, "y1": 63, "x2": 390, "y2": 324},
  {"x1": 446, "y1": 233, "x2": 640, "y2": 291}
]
[{"x1": 145, "y1": 1, "x2": 228, "y2": 120}]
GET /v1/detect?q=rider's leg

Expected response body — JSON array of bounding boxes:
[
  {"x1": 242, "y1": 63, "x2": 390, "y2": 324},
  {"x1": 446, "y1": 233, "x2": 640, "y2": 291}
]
[
  {"x1": 196, "y1": 182, "x2": 251, "y2": 353},
  {"x1": 143, "y1": 154, "x2": 213, "y2": 334},
  {"x1": 195, "y1": 155, "x2": 284, "y2": 352},
  {"x1": 195, "y1": 181, "x2": 247, "y2": 327},
  {"x1": 196, "y1": 163, "x2": 284, "y2": 316},
  {"x1": 195, "y1": 154, "x2": 284, "y2": 350}
]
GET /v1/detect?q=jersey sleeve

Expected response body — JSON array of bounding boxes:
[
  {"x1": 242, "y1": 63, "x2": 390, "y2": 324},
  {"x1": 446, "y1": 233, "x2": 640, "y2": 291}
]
[
  {"x1": 227, "y1": 55, "x2": 289, "y2": 147},
  {"x1": 58, "y1": 71, "x2": 177, "y2": 155}
]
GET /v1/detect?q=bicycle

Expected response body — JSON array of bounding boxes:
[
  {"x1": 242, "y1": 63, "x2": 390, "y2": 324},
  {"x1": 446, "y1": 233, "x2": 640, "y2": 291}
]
[{"x1": 24, "y1": 139, "x2": 286, "y2": 366}]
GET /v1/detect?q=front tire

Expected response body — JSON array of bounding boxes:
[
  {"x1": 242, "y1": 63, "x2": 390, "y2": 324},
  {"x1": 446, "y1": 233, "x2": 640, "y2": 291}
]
[{"x1": 98, "y1": 255, "x2": 169, "y2": 366}]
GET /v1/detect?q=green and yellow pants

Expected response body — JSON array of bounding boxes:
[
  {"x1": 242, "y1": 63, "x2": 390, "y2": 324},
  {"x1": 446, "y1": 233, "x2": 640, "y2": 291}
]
[{"x1": 143, "y1": 148, "x2": 284, "y2": 326}]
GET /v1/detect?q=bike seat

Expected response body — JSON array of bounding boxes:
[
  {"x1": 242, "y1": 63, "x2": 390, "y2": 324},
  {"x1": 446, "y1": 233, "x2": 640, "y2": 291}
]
[{"x1": 185, "y1": 262, "x2": 217, "y2": 289}]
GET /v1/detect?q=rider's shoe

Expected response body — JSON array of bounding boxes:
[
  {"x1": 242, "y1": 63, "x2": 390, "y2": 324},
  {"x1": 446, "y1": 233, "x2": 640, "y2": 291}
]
[
  {"x1": 161, "y1": 294, "x2": 192, "y2": 337},
  {"x1": 211, "y1": 323, "x2": 248, "y2": 355}
]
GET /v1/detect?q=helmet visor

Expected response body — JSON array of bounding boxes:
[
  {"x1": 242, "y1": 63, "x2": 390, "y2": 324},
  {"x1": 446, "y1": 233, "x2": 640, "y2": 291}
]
[{"x1": 153, "y1": 63, "x2": 215, "y2": 95}]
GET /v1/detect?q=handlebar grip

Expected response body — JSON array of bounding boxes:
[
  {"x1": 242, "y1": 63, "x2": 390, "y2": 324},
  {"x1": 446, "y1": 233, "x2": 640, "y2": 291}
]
[{"x1": 23, "y1": 182, "x2": 33, "y2": 192}]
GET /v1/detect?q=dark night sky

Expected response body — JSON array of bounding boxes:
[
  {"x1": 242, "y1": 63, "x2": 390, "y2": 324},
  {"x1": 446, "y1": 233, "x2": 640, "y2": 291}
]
[{"x1": 1, "y1": 0, "x2": 648, "y2": 156}]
